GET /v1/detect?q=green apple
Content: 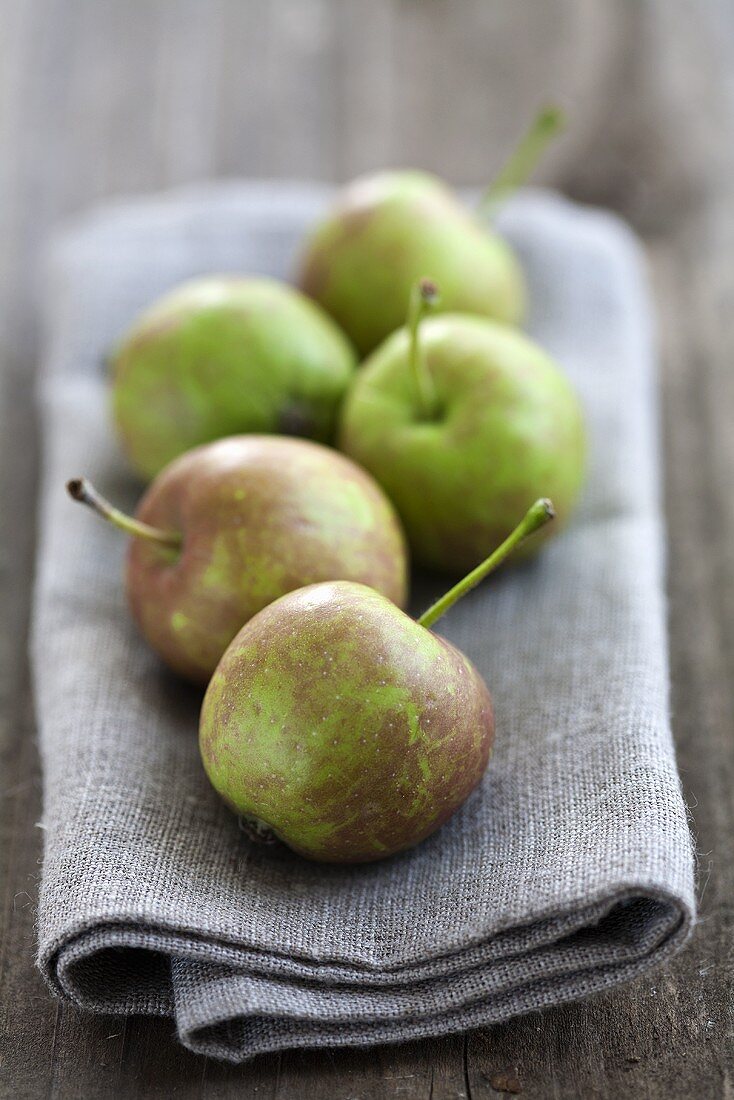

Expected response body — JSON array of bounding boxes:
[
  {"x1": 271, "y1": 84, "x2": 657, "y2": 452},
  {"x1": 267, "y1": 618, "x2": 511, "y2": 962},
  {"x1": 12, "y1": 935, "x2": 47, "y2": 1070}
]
[
  {"x1": 339, "y1": 281, "x2": 585, "y2": 573},
  {"x1": 67, "y1": 435, "x2": 408, "y2": 683},
  {"x1": 111, "y1": 276, "x2": 356, "y2": 481},
  {"x1": 296, "y1": 107, "x2": 563, "y2": 356},
  {"x1": 200, "y1": 500, "x2": 553, "y2": 863}
]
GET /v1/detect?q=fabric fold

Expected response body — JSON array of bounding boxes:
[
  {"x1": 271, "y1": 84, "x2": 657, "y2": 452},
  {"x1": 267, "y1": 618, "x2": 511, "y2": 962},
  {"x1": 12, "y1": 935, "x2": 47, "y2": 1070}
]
[{"x1": 33, "y1": 183, "x2": 695, "y2": 1062}]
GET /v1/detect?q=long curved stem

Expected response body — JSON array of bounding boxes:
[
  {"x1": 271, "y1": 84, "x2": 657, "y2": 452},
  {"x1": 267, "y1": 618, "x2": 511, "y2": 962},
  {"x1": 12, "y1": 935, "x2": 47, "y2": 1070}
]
[
  {"x1": 418, "y1": 499, "x2": 555, "y2": 630},
  {"x1": 408, "y1": 278, "x2": 440, "y2": 419},
  {"x1": 66, "y1": 477, "x2": 182, "y2": 549},
  {"x1": 478, "y1": 105, "x2": 565, "y2": 217}
]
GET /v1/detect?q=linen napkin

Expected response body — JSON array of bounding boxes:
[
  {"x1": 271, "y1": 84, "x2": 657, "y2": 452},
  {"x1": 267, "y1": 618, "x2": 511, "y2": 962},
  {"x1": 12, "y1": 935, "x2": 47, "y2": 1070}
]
[{"x1": 33, "y1": 183, "x2": 695, "y2": 1061}]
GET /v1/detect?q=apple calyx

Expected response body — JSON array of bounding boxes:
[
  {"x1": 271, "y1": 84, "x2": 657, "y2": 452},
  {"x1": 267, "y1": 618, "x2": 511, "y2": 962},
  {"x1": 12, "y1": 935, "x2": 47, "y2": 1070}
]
[
  {"x1": 407, "y1": 277, "x2": 441, "y2": 421},
  {"x1": 417, "y1": 498, "x2": 555, "y2": 629},
  {"x1": 478, "y1": 104, "x2": 566, "y2": 217},
  {"x1": 66, "y1": 477, "x2": 183, "y2": 550},
  {"x1": 239, "y1": 813, "x2": 279, "y2": 846}
]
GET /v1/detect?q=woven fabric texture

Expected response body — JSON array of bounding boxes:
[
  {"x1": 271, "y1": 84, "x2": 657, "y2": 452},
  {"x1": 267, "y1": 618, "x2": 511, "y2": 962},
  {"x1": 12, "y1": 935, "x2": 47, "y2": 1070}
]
[{"x1": 33, "y1": 183, "x2": 695, "y2": 1061}]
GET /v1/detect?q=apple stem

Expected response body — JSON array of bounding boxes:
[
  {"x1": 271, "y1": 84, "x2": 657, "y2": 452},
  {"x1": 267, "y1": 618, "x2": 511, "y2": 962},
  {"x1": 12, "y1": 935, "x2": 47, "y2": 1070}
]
[
  {"x1": 66, "y1": 477, "x2": 183, "y2": 549},
  {"x1": 407, "y1": 277, "x2": 440, "y2": 419},
  {"x1": 417, "y1": 499, "x2": 555, "y2": 630},
  {"x1": 478, "y1": 104, "x2": 566, "y2": 217}
]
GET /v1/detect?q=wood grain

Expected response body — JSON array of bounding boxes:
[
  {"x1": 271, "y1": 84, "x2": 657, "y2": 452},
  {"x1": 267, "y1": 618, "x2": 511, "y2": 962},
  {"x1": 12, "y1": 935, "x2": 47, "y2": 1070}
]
[{"x1": 1, "y1": 1, "x2": 733, "y2": 1096}]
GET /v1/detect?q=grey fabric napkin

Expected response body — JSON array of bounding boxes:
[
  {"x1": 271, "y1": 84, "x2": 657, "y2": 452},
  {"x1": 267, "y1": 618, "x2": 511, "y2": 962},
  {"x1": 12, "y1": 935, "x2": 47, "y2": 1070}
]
[{"x1": 33, "y1": 182, "x2": 695, "y2": 1062}]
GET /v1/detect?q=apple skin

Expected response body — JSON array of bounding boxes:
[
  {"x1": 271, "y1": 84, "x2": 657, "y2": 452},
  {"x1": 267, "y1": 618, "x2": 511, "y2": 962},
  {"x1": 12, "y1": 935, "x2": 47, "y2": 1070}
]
[
  {"x1": 297, "y1": 171, "x2": 524, "y2": 358},
  {"x1": 200, "y1": 581, "x2": 494, "y2": 863},
  {"x1": 339, "y1": 314, "x2": 585, "y2": 574},
  {"x1": 111, "y1": 276, "x2": 357, "y2": 481},
  {"x1": 126, "y1": 436, "x2": 408, "y2": 684}
]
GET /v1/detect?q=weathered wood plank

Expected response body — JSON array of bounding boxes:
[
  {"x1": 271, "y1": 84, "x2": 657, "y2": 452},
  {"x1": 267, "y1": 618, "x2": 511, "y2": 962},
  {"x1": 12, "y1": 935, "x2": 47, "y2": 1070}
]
[{"x1": 0, "y1": 6, "x2": 64, "y2": 1100}]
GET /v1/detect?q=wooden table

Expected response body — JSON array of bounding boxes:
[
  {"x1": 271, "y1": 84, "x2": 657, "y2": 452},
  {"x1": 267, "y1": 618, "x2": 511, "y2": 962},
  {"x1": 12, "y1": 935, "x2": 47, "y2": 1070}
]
[{"x1": 2, "y1": 3, "x2": 733, "y2": 1096}]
